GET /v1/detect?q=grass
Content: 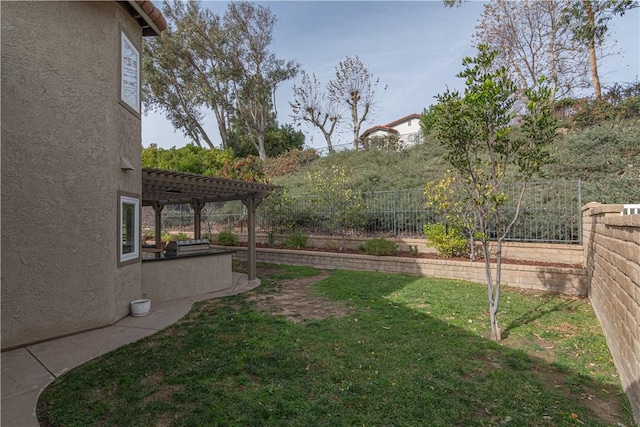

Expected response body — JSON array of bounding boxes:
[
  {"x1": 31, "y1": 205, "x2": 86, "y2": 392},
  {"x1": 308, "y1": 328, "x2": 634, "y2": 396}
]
[{"x1": 38, "y1": 265, "x2": 632, "y2": 426}]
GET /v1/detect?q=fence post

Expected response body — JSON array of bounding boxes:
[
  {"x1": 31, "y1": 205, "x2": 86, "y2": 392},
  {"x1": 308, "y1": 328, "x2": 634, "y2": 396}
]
[
  {"x1": 577, "y1": 179, "x2": 582, "y2": 243},
  {"x1": 393, "y1": 190, "x2": 397, "y2": 236}
]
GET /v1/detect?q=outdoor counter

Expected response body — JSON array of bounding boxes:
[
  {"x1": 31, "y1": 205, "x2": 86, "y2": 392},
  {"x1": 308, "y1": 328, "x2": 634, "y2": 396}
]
[{"x1": 141, "y1": 249, "x2": 235, "y2": 302}]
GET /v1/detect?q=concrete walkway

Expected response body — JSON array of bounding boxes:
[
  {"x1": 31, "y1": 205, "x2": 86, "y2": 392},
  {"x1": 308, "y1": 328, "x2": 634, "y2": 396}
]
[{"x1": 1, "y1": 273, "x2": 259, "y2": 427}]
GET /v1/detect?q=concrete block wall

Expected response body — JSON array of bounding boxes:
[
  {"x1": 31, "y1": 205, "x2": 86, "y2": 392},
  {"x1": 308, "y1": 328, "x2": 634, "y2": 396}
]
[
  {"x1": 230, "y1": 247, "x2": 587, "y2": 296},
  {"x1": 245, "y1": 233, "x2": 584, "y2": 266},
  {"x1": 582, "y1": 203, "x2": 640, "y2": 425}
]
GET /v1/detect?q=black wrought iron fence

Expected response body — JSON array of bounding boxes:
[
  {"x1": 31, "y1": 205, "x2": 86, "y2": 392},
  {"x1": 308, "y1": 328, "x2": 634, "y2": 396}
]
[{"x1": 146, "y1": 180, "x2": 582, "y2": 243}]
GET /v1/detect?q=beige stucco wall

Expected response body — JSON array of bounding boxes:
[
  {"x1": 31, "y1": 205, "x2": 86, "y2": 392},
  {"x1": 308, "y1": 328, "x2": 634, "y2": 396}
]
[
  {"x1": 1, "y1": 2, "x2": 144, "y2": 348},
  {"x1": 141, "y1": 253, "x2": 234, "y2": 301},
  {"x1": 582, "y1": 203, "x2": 640, "y2": 425}
]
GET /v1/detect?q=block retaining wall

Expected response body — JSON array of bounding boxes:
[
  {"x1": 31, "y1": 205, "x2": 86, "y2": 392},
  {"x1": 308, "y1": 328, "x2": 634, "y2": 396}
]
[
  {"x1": 230, "y1": 246, "x2": 587, "y2": 296},
  {"x1": 241, "y1": 233, "x2": 584, "y2": 266},
  {"x1": 583, "y1": 203, "x2": 640, "y2": 425}
]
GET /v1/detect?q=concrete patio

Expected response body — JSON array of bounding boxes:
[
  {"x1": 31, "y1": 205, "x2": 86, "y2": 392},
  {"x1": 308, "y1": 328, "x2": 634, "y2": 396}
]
[{"x1": 1, "y1": 273, "x2": 259, "y2": 427}]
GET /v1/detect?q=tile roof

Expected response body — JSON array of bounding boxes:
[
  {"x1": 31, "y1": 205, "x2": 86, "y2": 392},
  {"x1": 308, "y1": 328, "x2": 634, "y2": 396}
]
[
  {"x1": 383, "y1": 113, "x2": 421, "y2": 128},
  {"x1": 360, "y1": 113, "x2": 421, "y2": 139},
  {"x1": 122, "y1": 1, "x2": 166, "y2": 36},
  {"x1": 135, "y1": 1, "x2": 167, "y2": 32},
  {"x1": 360, "y1": 125, "x2": 400, "y2": 139}
]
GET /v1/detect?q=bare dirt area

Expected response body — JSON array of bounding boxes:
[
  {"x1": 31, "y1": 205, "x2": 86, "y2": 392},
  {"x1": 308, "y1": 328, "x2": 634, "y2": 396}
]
[{"x1": 246, "y1": 271, "x2": 354, "y2": 323}]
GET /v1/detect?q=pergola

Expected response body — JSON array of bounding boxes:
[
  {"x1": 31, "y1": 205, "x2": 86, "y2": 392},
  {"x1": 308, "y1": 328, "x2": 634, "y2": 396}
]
[{"x1": 142, "y1": 168, "x2": 278, "y2": 281}]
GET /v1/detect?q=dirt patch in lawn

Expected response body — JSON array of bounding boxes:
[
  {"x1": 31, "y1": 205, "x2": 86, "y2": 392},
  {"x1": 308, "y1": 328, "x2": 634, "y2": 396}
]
[{"x1": 246, "y1": 271, "x2": 354, "y2": 323}]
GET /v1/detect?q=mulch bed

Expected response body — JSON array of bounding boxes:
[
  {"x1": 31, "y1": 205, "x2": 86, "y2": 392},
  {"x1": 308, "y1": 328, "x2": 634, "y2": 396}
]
[{"x1": 243, "y1": 242, "x2": 584, "y2": 269}]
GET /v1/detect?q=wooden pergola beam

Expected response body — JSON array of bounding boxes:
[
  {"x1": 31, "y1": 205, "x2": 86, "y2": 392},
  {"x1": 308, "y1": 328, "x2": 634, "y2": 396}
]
[{"x1": 141, "y1": 168, "x2": 277, "y2": 282}]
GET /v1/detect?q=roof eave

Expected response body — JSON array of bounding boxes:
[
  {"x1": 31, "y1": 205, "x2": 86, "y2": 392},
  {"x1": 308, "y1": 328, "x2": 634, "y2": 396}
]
[{"x1": 122, "y1": 0, "x2": 165, "y2": 36}]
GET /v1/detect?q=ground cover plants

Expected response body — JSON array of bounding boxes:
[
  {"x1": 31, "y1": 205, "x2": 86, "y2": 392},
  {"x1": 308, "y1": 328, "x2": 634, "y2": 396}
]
[{"x1": 38, "y1": 265, "x2": 632, "y2": 426}]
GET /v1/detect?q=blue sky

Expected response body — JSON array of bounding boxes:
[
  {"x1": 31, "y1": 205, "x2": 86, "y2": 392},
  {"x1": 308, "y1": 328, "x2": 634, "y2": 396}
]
[{"x1": 142, "y1": 1, "x2": 640, "y2": 151}]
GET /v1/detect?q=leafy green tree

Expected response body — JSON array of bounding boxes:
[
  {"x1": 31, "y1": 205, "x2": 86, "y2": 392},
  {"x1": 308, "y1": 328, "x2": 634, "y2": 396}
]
[
  {"x1": 422, "y1": 45, "x2": 557, "y2": 341},
  {"x1": 143, "y1": 0, "x2": 299, "y2": 156},
  {"x1": 141, "y1": 143, "x2": 235, "y2": 175},
  {"x1": 562, "y1": 0, "x2": 638, "y2": 100},
  {"x1": 228, "y1": 123, "x2": 305, "y2": 158},
  {"x1": 143, "y1": 1, "x2": 230, "y2": 148}
]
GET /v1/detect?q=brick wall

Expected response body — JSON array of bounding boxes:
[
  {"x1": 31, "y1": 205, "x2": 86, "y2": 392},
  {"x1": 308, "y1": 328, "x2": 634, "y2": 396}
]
[{"x1": 582, "y1": 203, "x2": 640, "y2": 425}]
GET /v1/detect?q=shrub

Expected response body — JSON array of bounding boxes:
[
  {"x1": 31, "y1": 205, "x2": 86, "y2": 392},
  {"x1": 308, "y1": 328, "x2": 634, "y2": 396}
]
[
  {"x1": 423, "y1": 223, "x2": 469, "y2": 258},
  {"x1": 173, "y1": 232, "x2": 189, "y2": 241},
  {"x1": 358, "y1": 238, "x2": 398, "y2": 256},
  {"x1": 284, "y1": 232, "x2": 309, "y2": 249},
  {"x1": 216, "y1": 230, "x2": 239, "y2": 246},
  {"x1": 142, "y1": 228, "x2": 155, "y2": 241},
  {"x1": 262, "y1": 148, "x2": 319, "y2": 178}
]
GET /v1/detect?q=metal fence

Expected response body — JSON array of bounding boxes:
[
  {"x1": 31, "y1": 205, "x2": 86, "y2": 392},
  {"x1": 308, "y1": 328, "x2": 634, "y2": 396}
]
[{"x1": 146, "y1": 180, "x2": 582, "y2": 243}]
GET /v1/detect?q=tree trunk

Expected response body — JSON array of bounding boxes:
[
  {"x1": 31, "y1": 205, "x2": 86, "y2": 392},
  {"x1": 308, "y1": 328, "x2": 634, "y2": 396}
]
[
  {"x1": 256, "y1": 133, "x2": 267, "y2": 160},
  {"x1": 195, "y1": 121, "x2": 215, "y2": 149},
  {"x1": 482, "y1": 237, "x2": 502, "y2": 341},
  {"x1": 492, "y1": 238, "x2": 503, "y2": 341},
  {"x1": 322, "y1": 131, "x2": 335, "y2": 154},
  {"x1": 583, "y1": 0, "x2": 602, "y2": 100}
]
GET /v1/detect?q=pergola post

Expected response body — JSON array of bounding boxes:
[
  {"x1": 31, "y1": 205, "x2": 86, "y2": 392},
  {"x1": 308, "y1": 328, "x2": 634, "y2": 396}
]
[
  {"x1": 152, "y1": 202, "x2": 164, "y2": 249},
  {"x1": 242, "y1": 195, "x2": 260, "y2": 281},
  {"x1": 190, "y1": 200, "x2": 205, "y2": 240}
]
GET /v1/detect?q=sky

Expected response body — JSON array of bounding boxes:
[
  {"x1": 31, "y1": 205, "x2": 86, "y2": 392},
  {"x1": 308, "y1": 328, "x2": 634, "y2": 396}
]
[{"x1": 141, "y1": 0, "x2": 640, "y2": 152}]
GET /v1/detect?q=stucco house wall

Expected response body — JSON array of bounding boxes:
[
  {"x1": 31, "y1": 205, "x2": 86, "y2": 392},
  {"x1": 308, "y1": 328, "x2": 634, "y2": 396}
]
[
  {"x1": 360, "y1": 113, "x2": 422, "y2": 148},
  {"x1": 388, "y1": 114, "x2": 420, "y2": 135},
  {"x1": 1, "y1": 2, "x2": 149, "y2": 348}
]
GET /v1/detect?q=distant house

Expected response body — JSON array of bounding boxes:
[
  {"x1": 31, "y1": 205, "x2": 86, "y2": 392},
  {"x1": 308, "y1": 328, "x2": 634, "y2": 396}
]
[{"x1": 359, "y1": 113, "x2": 423, "y2": 150}]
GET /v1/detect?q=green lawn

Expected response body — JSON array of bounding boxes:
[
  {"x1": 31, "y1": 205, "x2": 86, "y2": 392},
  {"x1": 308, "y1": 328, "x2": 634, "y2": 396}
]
[{"x1": 38, "y1": 265, "x2": 632, "y2": 426}]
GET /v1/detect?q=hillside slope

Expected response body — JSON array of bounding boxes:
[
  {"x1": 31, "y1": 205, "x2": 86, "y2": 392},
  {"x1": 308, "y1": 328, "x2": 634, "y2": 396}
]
[{"x1": 271, "y1": 120, "x2": 640, "y2": 205}]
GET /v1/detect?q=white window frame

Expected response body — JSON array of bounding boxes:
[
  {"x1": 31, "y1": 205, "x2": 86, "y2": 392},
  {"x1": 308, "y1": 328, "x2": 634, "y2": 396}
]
[
  {"x1": 119, "y1": 28, "x2": 140, "y2": 117},
  {"x1": 119, "y1": 193, "x2": 140, "y2": 266}
]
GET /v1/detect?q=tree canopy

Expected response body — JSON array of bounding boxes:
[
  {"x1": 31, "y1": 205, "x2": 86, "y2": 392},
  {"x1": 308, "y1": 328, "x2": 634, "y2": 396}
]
[{"x1": 143, "y1": 0, "x2": 299, "y2": 158}]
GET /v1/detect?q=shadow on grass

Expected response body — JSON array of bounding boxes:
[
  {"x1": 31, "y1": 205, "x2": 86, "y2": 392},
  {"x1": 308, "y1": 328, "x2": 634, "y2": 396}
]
[
  {"x1": 37, "y1": 266, "x2": 633, "y2": 427},
  {"x1": 502, "y1": 296, "x2": 582, "y2": 337}
]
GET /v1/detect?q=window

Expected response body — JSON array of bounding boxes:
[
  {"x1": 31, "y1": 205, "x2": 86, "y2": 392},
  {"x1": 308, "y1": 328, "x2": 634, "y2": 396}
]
[
  {"x1": 119, "y1": 192, "x2": 140, "y2": 266},
  {"x1": 119, "y1": 29, "x2": 140, "y2": 117}
]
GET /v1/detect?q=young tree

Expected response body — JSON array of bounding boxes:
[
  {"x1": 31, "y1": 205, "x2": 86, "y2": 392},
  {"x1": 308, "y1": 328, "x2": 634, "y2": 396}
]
[
  {"x1": 424, "y1": 171, "x2": 479, "y2": 260},
  {"x1": 562, "y1": 0, "x2": 638, "y2": 100},
  {"x1": 307, "y1": 166, "x2": 367, "y2": 249},
  {"x1": 290, "y1": 71, "x2": 342, "y2": 154},
  {"x1": 422, "y1": 45, "x2": 557, "y2": 341},
  {"x1": 328, "y1": 56, "x2": 386, "y2": 150}
]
